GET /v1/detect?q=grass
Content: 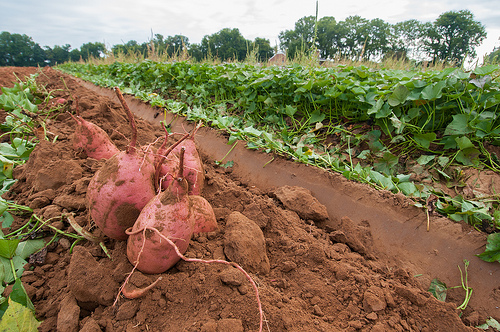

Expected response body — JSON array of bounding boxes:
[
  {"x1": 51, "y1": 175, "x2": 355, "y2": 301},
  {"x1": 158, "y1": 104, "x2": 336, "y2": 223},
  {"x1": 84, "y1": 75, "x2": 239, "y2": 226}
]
[{"x1": 82, "y1": 44, "x2": 459, "y2": 72}]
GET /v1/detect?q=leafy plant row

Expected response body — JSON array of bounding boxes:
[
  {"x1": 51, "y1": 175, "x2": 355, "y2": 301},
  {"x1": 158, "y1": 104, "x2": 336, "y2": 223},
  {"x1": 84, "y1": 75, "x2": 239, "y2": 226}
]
[
  {"x1": 57, "y1": 61, "x2": 500, "y2": 262},
  {"x1": 0, "y1": 74, "x2": 89, "y2": 328},
  {"x1": 0, "y1": 76, "x2": 43, "y2": 327}
]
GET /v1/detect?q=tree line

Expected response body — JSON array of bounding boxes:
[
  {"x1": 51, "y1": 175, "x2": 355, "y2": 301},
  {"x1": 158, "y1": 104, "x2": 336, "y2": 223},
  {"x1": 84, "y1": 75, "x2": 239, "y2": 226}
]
[
  {"x1": 280, "y1": 9, "x2": 488, "y2": 64},
  {"x1": 0, "y1": 9, "x2": 495, "y2": 67}
]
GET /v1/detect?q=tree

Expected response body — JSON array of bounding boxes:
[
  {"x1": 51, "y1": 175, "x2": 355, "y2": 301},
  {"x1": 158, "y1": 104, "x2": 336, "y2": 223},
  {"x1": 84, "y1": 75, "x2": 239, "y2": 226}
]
[
  {"x1": 0, "y1": 31, "x2": 46, "y2": 66},
  {"x1": 111, "y1": 40, "x2": 145, "y2": 57},
  {"x1": 278, "y1": 16, "x2": 317, "y2": 59},
  {"x1": 316, "y1": 16, "x2": 337, "y2": 59},
  {"x1": 188, "y1": 43, "x2": 204, "y2": 62},
  {"x1": 69, "y1": 49, "x2": 82, "y2": 62},
  {"x1": 44, "y1": 44, "x2": 71, "y2": 65},
  {"x1": 424, "y1": 10, "x2": 486, "y2": 63},
  {"x1": 388, "y1": 20, "x2": 429, "y2": 61},
  {"x1": 201, "y1": 28, "x2": 249, "y2": 61},
  {"x1": 80, "y1": 42, "x2": 107, "y2": 61},
  {"x1": 164, "y1": 35, "x2": 189, "y2": 57},
  {"x1": 336, "y1": 15, "x2": 370, "y2": 59},
  {"x1": 251, "y1": 37, "x2": 273, "y2": 62},
  {"x1": 362, "y1": 18, "x2": 391, "y2": 60}
]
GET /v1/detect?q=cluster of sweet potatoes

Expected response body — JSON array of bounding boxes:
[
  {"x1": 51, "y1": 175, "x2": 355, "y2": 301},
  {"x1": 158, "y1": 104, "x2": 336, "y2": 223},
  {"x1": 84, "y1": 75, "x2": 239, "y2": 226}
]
[
  {"x1": 72, "y1": 89, "x2": 262, "y2": 330},
  {"x1": 73, "y1": 88, "x2": 217, "y2": 274}
]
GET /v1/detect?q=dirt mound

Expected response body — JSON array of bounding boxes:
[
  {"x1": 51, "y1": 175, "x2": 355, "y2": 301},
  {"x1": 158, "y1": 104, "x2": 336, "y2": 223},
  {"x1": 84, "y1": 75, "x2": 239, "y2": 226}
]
[{"x1": 0, "y1": 66, "x2": 493, "y2": 331}]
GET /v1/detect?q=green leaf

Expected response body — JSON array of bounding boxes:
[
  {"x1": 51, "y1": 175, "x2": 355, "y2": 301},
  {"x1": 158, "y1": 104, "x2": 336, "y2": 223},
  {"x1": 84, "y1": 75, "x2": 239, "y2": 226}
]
[
  {"x1": 441, "y1": 136, "x2": 458, "y2": 150},
  {"x1": 455, "y1": 147, "x2": 481, "y2": 166},
  {"x1": 0, "y1": 257, "x2": 11, "y2": 284},
  {"x1": 296, "y1": 79, "x2": 313, "y2": 92},
  {"x1": 357, "y1": 150, "x2": 370, "y2": 159},
  {"x1": 437, "y1": 156, "x2": 450, "y2": 168},
  {"x1": 367, "y1": 98, "x2": 384, "y2": 116},
  {"x1": 375, "y1": 103, "x2": 392, "y2": 119},
  {"x1": 435, "y1": 169, "x2": 451, "y2": 180},
  {"x1": 284, "y1": 105, "x2": 297, "y2": 117},
  {"x1": 0, "y1": 211, "x2": 14, "y2": 229},
  {"x1": 470, "y1": 75, "x2": 491, "y2": 89},
  {"x1": 444, "y1": 114, "x2": 473, "y2": 136},
  {"x1": 388, "y1": 84, "x2": 410, "y2": 107},
  {"x1": 242, "y1": 126, "x2": 262, "y2": 137},
  {"x1": 0, "y1": 255, "x2": 27, "y2": 283},
  {"x1": 477, "y1": 317, "x2": 500, "y2": 330},
  {"x1": 15, "y1": 240, "x2": 45, "y2": 260},
  {"x1": 0, "y1": 262, "x2": 4, "y2": 293},
  {"x1": 455, "y1": 136, "x2": 475, "y2": 150},
  {"x1": 246, "y1": 142, "x2": 259, "y2": 150},
  {"x1": 369, "y1": 170, "x2": 396, "y2": 191},
  {"x1": 477, "y1": 233, "x2": 500, "y2": 263},
  {"x1": 0, "y1": 201, "x2": 7, "y2": 216},
  {"x1": 0, "y1": 239, "x2": 20, "y2": 259},
  {"x1": 390, "y1": 115, "x2": 404, "y2": 134},
  {"x1": 218, "y1": 160, "x2": 234, "y2": 168},
  {"x1": 366, "y1": 130, "x2": 384, "y2": 152},
  {"x1": 413, "y1": 133, "x2": 436, "y2": 149},
  {"x1": 472, "y1": 65, "x2": 499, "y2": 76},
  {"x1": 397, "y1": 182, "x2": 418, "y2": 196},
  {"x1": 416, "y1": 155, "x2": 435, "y2": 165},
  {"x1": 309, "y1": 109, "x2": 325, "y2": 124},
  {"x1": 374, "y1": 152, "x2": 399, "y2": 176},
  {"x1": 421, "y1": 81, "x2": 446, "y2": 100},
  {"x1": 0, "y1": 299, "x2": 40, "y2": 331},
  {"x1": 9, "y1": 278, "x2": 35, "y2": 311},
  {"x1": 428, "y1": 278, "x2": 447, "y2": 302}
]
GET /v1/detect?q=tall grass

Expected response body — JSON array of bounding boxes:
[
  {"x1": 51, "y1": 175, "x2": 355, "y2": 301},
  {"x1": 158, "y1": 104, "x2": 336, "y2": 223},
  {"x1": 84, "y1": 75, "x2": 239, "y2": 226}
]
[{"x1": 76, "y1": 43, "x2": 456, "y2": 72}]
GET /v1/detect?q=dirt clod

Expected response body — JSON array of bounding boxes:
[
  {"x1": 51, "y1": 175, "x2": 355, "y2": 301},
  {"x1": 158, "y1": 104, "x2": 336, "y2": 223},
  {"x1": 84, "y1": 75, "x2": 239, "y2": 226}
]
[
  {"x1": 67, "y1": 246, "x2": 119, "y2": 307},
  {"x1": 273, "y1": 185, "x2": 329, "y2": 222},
  {"x1": 223, "y1": 211, "x2": 270, "y2": 274},
  {"x1": 57, "y1": 293, "x2": 80, "y2": 332}
]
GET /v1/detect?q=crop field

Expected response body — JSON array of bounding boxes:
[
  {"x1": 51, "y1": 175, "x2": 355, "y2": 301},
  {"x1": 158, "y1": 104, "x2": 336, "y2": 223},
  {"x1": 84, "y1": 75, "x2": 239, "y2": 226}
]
[
  {"x1": 0, "y1": 61, "x2": 499, "y2": 331},
  {"x1": 59, "y1": 61, "x2": 500, "y2": 237}
]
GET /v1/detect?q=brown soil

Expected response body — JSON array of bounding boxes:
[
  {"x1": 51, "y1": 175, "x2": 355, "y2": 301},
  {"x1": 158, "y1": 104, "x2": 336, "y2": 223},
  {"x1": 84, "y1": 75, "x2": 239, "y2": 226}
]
[{"x1": 1, "y1": 66, "x2": 499, "y2": 332}]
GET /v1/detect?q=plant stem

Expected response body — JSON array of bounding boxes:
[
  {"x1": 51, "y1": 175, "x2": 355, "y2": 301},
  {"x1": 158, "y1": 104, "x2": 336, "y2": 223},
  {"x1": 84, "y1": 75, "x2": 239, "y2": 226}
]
[
  {"x1": 456, "y1": 259, "x2": 473, "y2": 310},
  {"x1": 217, "y1": 141, "x2": 238, "y2": 164}
]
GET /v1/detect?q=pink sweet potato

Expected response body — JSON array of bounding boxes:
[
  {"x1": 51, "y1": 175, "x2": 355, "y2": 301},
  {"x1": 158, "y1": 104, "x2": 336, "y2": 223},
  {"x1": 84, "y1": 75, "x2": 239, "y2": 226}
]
[
  {"x1": 153, "y1": 123, "x2": 189, "y2": 192},
  {"x1": 70, "y1": 96, "x2": 119, "y2": 159},
  {"x1": 188, "y1": 195, "x2": 217, "y2": 234},
  {"x1": 126, "y1": 147, "x2": 193, "y2": 273},
  {"x1": 86, "y1": 88, "x2": 155, "y2": 240},
  {"x1": 159, "y1": 122, "x2": 204, "y2": 195},
  {"x1": 86, "y1": 152, "x2": 155, "y2": 240},
  {"x1": 71, "y1": 114, "x2": 120, "y2": 160}
]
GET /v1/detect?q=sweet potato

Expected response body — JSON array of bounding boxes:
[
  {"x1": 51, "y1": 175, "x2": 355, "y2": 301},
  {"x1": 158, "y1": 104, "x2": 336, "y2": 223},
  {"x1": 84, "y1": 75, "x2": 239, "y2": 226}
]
[
  {"x1": 70, "y1": 95, "x2": 119, "y2": 160},
  {"x1": 153, "y1": 123, "x2": 189, "y2": 192},
  {"x1": 70, "y1": 96, "x2": 120, "y2": 160},
  {"x1": 86, "y1": 88, "x2": 155, "y2": 240},
  {"x1": 126, "y1": 147, "x2": 193, "y2": 273},
  {"x1": 188, "y1": 195, "x2": 217, "y2": 234},
  {"x1": 71, "y1": 114, "x2": 119, "y2": 160},
  {"x1": 159, "y1": 122, "x2": 204, "y2": 195}
]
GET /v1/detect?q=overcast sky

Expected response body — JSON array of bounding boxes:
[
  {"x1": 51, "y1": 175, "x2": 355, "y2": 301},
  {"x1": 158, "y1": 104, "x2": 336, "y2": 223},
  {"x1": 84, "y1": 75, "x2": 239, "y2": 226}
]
[{"x1": 1, "y1": 0, "x2": 499, "y2": 63}]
